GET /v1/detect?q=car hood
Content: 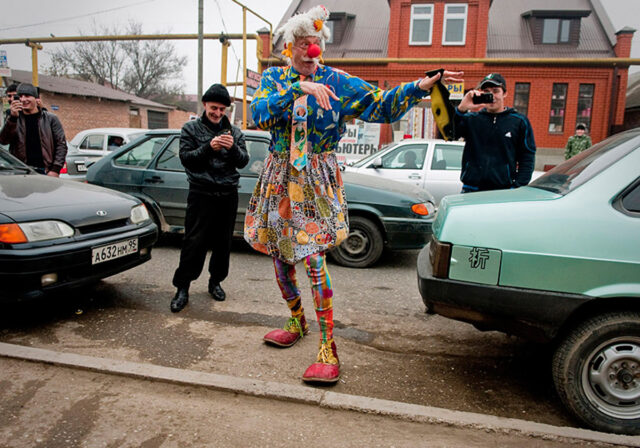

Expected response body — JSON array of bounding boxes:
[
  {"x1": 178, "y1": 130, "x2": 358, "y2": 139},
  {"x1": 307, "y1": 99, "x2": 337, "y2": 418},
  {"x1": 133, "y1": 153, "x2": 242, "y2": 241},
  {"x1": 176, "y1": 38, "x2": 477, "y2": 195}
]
[
  {"x1": 0, "y1": 174, "x2": 140, "y2": 226},
  {"x1": 342, "y1": 171, "x2": 435, "y2": 203}
]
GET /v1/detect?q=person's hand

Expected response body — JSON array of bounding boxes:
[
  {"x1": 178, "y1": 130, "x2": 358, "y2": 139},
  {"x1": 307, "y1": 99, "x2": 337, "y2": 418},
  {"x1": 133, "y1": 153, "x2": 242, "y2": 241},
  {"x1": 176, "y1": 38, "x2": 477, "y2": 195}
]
[
  {"x1": 210, "y1": 133, "x2": 234, "y2": 151},
  {"x1": 300, "y1": 81, "x2": 339, "y2": 110},
  {"x1": 419, "y1": 70, "x2": 464, "y2": 92},
  {"x1": 457, "y1": 89, "x2": 486, "y2": 113},
  {"x1": 9, "y1": 98, "x2": 22, "y2": 117},
  {"x1": 46, "y1": 171, "x2": 59, "y2": 178}
]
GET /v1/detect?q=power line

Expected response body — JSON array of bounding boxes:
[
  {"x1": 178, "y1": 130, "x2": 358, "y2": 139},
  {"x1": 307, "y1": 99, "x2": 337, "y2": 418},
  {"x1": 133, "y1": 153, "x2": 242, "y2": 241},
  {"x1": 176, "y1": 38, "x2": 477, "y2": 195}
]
[{"x1": 0, "y1": 0, "x2": 157, "y2": 32}]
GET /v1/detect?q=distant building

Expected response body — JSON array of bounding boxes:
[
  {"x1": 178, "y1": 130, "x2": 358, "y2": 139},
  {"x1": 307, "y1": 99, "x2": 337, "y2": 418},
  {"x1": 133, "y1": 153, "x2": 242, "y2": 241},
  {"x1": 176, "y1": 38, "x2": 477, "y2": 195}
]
[
  {"x1": 261, "y1": 0, "x2": 635, "y2": 163},
  {"x1": 2, "y1": 69, "x2": 191, "y2": 139}
]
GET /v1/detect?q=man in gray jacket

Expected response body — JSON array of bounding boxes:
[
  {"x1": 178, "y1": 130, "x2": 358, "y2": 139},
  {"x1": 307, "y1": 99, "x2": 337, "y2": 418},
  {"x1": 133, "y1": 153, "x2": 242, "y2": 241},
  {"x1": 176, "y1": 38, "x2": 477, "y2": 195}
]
[
  {"x1": 170, "y1": 83, "x2": 249, "y2": 312},
  {"x1": 0, "y1": 83, "x2": 67, "y2": 176}
]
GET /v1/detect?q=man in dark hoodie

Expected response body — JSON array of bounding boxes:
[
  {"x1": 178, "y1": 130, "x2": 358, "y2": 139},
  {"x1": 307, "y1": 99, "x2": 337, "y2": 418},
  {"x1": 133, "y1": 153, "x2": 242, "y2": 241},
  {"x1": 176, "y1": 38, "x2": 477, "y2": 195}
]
[
  {"x1": 454, "y1": 73, "x2": 536, "y2": 193},
  {"x1": 170, "y1": 83, "x2": 249, "y2": 313}
]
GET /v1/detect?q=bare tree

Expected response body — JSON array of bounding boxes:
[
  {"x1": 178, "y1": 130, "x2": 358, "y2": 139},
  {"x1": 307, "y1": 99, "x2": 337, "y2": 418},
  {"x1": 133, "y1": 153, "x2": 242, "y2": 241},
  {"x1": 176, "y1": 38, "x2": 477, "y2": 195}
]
[{"x1": 45, "y1": 21, "x2": 186, "y2": 98}]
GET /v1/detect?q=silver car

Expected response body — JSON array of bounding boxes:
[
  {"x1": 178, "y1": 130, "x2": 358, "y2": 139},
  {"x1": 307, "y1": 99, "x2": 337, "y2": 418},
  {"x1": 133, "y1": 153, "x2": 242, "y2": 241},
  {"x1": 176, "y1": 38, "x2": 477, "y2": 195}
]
[{"x1": 61, "y1": 127, "x2": 148, "y2": 180}]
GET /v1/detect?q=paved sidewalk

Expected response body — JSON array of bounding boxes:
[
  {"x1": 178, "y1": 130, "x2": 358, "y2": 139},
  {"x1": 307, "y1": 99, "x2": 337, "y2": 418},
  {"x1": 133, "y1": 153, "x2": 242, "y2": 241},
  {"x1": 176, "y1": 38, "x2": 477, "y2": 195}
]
[{"x1": 1, "y1": 342, "x2": 638, "y2": 447}]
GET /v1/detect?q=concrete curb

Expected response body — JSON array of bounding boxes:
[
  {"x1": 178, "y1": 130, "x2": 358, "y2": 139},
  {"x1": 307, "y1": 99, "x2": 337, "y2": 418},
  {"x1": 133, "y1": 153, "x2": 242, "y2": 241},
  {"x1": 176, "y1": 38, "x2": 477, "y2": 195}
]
[{"x1": 1, "y1": 342, "x2": 638, "y2": 447}]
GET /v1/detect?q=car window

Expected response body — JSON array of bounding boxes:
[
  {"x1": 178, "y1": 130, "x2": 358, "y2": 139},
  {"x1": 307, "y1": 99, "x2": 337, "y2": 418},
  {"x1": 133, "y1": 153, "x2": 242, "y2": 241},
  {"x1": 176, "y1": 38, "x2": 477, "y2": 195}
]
[
  {"x1": 79, "y1": 134, "x2": 104, "y2": 150},
  {"x1": 378, "y1": 144, "x2": 427, "y2": 169},
  {"x1": 239, "y1": 139, "x2": 270, "y2": 176},
  {"x1": 621, "y1": 181, "x2": 640, "y2": 213},
  {"x1": 431, "y1": 144, "x2": 463, "y2": 170},
  {"x1": 107, "y1": 135, "x2": 126, "y2": 151},
  {"x1": 155, "y1": 137, "x2": 184, "y2": 172},
  {"x1": 351, "y1": 142, "x2": 399, "y2": 167},
  {"x1": 530, "y1": 131, "x2": 640, "y2": 195},
  {"x1": 114, "y1": 136, "x2": 169, "y2": 168}
]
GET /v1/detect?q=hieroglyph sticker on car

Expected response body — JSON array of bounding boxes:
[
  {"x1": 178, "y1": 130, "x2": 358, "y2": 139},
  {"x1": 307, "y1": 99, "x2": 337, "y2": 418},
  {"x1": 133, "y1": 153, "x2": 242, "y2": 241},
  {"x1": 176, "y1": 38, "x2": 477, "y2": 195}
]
[{"x1": 449, "y1": 245, "x2": 501, "y2": 285}]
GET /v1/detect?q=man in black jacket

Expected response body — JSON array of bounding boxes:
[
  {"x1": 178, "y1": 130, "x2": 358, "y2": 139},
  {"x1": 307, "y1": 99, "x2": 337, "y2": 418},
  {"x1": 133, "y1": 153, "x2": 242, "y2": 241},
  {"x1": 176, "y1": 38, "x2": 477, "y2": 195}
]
[
  {"x1": 454, "y1": 73, "x2": 536, "y2": 192},
  {"x1": 170, "y1": 84, "x2": 249, "y2": 312},
  {"x1": 0, "y1": 83, "x2": 67, "y2": 176}
]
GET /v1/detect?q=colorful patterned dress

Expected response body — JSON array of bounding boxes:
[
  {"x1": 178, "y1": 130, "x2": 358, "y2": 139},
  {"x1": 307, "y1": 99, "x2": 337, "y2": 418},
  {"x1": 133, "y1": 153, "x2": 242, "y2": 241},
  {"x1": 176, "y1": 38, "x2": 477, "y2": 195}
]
[{"x1": 245, "y1": 64, "x2": 429, "y2": 264}]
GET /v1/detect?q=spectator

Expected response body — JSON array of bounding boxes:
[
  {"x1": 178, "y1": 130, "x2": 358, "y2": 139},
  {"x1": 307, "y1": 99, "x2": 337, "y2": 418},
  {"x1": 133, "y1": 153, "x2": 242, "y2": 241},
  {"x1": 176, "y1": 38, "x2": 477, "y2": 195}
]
[
  {"x1": 454, "y1": 73, "x2": 536, "y2": 193},
  {"x1": 3, "y1": 83, "x2": 20, "y2": 120},
  {"x1": 0, "y1": 83, "x2": 67, "y2": 176},
  {"x1": 564, "y1": 123, "x2": 592, "y2": 160},
  {"x1": 169, "y1": 83, "x2": 249, "y2": 313}
]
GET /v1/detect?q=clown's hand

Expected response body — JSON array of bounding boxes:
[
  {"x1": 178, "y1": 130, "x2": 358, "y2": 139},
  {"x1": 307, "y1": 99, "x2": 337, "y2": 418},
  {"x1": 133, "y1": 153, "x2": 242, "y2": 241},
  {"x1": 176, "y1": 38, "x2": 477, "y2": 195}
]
[
  {"x1": 300, "y1": 81, "x2": 339, "y2": 111},
  {"x1": 419, "y1": 70, "x2": 465, "y2": 92}
]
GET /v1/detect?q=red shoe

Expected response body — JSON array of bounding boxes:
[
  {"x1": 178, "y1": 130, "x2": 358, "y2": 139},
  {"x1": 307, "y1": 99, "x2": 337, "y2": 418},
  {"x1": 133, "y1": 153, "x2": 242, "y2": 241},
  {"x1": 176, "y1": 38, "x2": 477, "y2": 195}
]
[
  {"x1": 302, "y1": 340, "x2": 340, "y2": 383},
  {"x1": 263, "y1": 316, "x2": 309, "y2": 347}
]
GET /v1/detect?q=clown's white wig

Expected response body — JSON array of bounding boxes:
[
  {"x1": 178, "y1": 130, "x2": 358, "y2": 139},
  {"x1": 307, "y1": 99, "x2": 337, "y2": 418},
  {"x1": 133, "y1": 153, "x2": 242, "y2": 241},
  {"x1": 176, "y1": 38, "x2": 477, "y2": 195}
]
[{"x1": 276, "y1": 5, "x2": 331, "y2": 59}]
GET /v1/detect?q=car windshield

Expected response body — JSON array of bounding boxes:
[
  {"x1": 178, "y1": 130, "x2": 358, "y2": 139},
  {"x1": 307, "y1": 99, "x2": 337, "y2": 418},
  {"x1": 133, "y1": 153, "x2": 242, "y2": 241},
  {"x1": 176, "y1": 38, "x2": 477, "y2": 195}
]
[
  {"x1": 0, "y1": 149, "x2": 32, "y2": 173},
  {"x1": 350, "y1": 142, "x2": 399, "y2": 167},
  {"x1": 529, "y1": 130, "x2": 640, "y2": 195}
]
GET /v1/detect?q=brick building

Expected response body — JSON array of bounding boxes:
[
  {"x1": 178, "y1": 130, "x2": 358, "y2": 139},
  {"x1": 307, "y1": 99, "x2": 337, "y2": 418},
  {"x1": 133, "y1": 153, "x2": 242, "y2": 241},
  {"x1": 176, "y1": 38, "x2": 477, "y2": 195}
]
[
  {"x1": 260, "y1": 0, "x2": 635, "y2": 162},
  {"x1": 2, "y1": 69, "x2": 191, "y2": 140}
]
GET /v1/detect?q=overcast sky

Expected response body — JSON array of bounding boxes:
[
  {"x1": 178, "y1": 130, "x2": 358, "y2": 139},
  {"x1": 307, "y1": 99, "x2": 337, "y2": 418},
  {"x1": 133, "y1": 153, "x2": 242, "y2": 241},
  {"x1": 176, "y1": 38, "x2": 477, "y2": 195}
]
[{"x1": 0, "y1": 0, "x2": 638, "y2": 95}]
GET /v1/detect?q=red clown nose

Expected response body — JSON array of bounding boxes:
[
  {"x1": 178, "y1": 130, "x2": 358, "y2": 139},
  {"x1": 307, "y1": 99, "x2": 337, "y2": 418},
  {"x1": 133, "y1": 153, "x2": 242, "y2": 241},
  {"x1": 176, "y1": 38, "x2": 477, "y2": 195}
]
[{"x1": 307, "y1": 43, "x2": 321, "y2": 59}]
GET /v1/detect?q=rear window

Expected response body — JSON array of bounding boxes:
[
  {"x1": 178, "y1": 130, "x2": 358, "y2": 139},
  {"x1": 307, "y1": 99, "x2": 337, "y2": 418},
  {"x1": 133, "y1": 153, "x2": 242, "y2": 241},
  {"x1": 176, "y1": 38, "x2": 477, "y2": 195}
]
[{"x1": 529, "y1": 131, "x2": 640, "y2": 195}]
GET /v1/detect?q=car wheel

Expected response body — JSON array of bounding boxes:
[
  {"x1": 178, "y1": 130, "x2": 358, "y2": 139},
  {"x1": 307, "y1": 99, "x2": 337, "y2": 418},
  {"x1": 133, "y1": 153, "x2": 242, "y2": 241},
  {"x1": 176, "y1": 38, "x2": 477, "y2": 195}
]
[
  {"x1": 329, "y1": 216, "x2": 383, "y2": 268},
  {"x1": 552, "y1": 311, "x2": 640, "y2": 434}
]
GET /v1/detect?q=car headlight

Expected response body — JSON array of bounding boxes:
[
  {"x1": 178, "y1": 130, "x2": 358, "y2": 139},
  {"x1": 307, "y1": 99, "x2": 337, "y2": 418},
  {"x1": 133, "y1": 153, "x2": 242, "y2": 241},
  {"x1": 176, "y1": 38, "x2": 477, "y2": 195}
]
[
  {"x1": 130, "y1": 204, "x2": 150, "y2": 224},
  {"x1": 0, "y1": 221, "x2": 74, "y2": 244},
  {"x1": 411, "y1": 202, "x2": 436, "y2": 216}
]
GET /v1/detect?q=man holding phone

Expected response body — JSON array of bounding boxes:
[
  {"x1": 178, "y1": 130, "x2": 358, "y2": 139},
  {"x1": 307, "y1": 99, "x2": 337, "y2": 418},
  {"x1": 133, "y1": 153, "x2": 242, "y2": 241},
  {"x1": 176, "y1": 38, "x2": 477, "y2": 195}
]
[
  {"x1": 169, "y1": 83, "x2": 249, "y2": 313},
  {"x1": 454, "y1": 73, "x2": 536, "y2": 193},
  {"x1": 0, "y1": 83, "x2": 67, "y2": 176}
]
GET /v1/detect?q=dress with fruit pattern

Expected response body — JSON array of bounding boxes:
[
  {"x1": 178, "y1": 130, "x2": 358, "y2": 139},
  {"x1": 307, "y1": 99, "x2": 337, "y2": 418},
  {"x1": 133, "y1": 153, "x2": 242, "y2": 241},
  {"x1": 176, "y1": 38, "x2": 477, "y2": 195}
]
[{"x1": 245, "y1": 64, "x2": 428, "y2": 264}]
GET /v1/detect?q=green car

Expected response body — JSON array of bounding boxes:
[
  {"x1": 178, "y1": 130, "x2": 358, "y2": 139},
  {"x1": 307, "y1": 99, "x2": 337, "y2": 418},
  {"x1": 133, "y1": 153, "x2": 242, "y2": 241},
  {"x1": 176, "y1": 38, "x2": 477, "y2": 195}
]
[
  {"x1": 87, "y1": 129, "x2": 437, "y2": 268},
  {"x1": 417, "y1": 128, "x2": 640, "y2": 435}
]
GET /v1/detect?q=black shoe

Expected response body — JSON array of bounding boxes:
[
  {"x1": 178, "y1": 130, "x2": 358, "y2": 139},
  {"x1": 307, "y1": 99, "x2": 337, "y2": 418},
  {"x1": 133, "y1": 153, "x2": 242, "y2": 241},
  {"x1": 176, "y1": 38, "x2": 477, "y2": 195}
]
[
  {"x1": 170, "y1": 287, "x2": 189, "y2": 312},
  {"x1": 209, "y1": 283, "x2": 226, "y2": 301}
]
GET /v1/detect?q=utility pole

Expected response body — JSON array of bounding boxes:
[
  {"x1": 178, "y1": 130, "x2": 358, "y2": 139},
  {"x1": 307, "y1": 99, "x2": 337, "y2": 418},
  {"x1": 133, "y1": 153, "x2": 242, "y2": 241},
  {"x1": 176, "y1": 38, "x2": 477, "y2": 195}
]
[{"x1": 197, "y1": 0, "x2": 203, "y2": 115}]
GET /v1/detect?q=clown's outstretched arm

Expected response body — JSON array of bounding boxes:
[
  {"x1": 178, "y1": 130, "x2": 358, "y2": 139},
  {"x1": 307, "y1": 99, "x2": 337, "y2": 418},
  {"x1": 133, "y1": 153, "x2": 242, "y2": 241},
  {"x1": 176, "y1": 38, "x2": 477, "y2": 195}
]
[
  {"x1": 344, "y1": 70, "x2": 463, "y2": 123},
  {"x1": 251, "y1": 68, "x2": 307, "y2": 129}
]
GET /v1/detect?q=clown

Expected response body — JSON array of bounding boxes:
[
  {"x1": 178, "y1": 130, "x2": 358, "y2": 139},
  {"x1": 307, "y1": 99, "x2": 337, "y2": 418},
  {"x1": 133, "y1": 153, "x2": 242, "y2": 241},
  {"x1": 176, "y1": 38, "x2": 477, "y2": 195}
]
[{"x1": 245, "y1": 5, "x2": 464, "y2": 383}]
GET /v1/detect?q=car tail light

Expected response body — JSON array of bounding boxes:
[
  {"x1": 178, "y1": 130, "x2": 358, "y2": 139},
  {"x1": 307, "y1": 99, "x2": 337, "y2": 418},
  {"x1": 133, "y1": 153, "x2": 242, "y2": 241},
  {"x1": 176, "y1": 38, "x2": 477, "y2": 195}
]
[
  {"x1": 429, "y1": 235, "x2": 451, "y2": 278},
  {"x1": 411, "y1": 202, "x2": 435, "y2": 216},
  {"x1": 60, "y1": 162, "x2": 67, "y2": 174}
]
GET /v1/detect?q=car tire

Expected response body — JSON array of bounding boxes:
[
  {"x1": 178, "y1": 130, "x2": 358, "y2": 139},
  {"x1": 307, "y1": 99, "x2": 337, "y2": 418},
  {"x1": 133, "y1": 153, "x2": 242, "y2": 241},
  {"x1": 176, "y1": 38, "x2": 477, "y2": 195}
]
[
  {"x1": 552, "y1": 311, "x2": 640, "y2": 435},
  {"x1": 329, "y1": 216, "x2": 384, "y2": 268}
]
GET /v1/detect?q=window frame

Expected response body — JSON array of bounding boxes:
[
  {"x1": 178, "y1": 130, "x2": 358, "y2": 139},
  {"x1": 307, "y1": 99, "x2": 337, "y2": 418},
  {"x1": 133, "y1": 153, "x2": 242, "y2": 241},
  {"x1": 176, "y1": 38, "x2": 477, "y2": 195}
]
[
  {"x1": 513, "y1": 83, "x2": 531, "y2": 117},
  {"x1": 576, "y1": 83, "x2": 594, "y2": 131},
  {"x1": 442, "y1": 3, "x2": 468, "y2": 46},
  {"x1": 542, "y1": 18, "x2": 572, "y2": 44},
  {"x1": 548, "y1": 83, "x2": 568, "y2": 134},
  {"x1": 409, "y1": 4, "x2": 434, "y2": 46}
]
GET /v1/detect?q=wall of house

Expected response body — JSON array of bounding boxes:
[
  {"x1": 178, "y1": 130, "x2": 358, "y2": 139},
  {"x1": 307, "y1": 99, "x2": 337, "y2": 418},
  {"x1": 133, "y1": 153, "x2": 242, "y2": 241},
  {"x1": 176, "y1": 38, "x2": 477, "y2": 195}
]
[
  {"x1": 39, "y1": 93, "x2": 131, "y2": 140},
  {"x1": 169, "y1": 109, "x2": 193, "y2": 129}
]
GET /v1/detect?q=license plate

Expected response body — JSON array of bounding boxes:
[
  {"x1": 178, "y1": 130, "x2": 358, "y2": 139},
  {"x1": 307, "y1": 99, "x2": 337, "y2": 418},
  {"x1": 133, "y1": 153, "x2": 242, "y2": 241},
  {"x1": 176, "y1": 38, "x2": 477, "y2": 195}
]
[
  {"x1": 76, "y1": 162, "x2": 87, "y2": 172},
  {"x1": 92, "y1": 238, "x2": 138, "y2": 265},
  {"x1": 448, "y1": 245, "x2": 501, "y2": 285}
]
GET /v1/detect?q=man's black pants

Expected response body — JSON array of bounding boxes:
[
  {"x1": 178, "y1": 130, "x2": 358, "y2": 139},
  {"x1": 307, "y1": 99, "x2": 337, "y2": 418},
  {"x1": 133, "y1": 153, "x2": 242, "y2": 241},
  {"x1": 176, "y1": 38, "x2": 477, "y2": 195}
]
[{"x1": 172, "y1": 188, "x2": 238, "y2": 289}]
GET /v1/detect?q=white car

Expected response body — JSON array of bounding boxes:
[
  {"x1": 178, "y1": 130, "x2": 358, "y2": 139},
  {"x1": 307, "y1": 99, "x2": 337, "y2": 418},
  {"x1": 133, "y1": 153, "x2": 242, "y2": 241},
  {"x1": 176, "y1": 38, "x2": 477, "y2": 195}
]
[
  {"x1": 345, "y1": 138, "x2": 542, "y2": 205},
  {"x1": 61, "y1": 127, "x2": 148, "y2": 180}
]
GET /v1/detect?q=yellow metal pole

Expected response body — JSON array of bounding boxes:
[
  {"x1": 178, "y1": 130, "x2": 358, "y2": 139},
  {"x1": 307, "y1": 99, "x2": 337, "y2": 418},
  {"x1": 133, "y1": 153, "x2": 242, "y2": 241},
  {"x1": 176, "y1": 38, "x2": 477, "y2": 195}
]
[
  {"x1": 242, "y1": 7, "x2": 247, "y2": 130},
  {"x1": 221, "y1": 39, "x2": 230, "y2": 85},
  {"x1": 27, "y1": 42, "x2": 43, "y2": 86}
]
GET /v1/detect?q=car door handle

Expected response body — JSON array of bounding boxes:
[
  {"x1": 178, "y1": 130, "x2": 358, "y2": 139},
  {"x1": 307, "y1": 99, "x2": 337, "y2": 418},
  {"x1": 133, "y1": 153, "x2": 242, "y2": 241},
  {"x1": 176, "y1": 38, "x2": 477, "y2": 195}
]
[
  {"x1": 408, "y1": 174, "x2": 422, "y2": 179},
  {"x1": 144, "y1": 176, "x2": 164, "y2": 184}
]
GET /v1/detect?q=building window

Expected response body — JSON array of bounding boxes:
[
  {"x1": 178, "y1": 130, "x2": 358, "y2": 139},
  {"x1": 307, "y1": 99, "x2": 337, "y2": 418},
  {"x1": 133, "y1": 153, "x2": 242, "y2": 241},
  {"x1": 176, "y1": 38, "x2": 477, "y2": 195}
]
[
  {"x1": 542, "y1": 18, "x2": 571, "y2": 44},
  {"x1": 576, "y1": 84, "x2": 594, "y2": 131},
  {"x1": 442, "y1": 4, "x2": 467, "y2": 45},
  {"x1": 325, "y1": 21, "x2": 334, "y2": 44},
  {"x1": 513, "y1": 83, "x2": 531, "y2": 117},
  {"x1": 409, "y1": 4, "x2": 433, "y2": 45},
  {"x1": 549, "y1": 83, "x2": 568, "y2": 133}
]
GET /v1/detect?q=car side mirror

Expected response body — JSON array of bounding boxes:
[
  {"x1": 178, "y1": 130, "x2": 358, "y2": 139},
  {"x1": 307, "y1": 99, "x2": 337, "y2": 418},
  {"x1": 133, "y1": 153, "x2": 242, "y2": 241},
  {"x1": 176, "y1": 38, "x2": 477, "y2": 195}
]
[{"x1": 371, "y1": 157, "x2": 382, "y2": 169}]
